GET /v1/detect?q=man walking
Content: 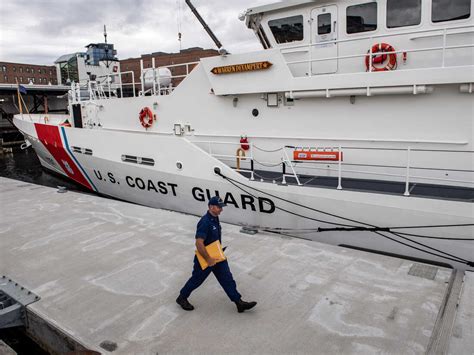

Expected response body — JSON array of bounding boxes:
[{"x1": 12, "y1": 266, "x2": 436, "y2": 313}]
[{"x1": 176, "y1": 196, "x2": 257, "y2": 313}]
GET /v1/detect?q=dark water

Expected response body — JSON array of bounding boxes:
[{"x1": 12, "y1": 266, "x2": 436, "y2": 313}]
[
  {"x1": 0, "y1": 328, "x2": 49, "y2": 355},
  {"x1": 0, "y1": 147, "x2": 89, "y2": 192},
  {"x1": 0, "y1": 148, "x2": 88, "y2": 354}
]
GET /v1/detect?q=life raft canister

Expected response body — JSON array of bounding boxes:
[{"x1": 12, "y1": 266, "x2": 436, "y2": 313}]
[
  {"x1": 365, "y1": 43, "x2": 397, "y2": 72},
  {"x1": 240, "y1": 135, "x2": 250, "y2": 151},
  {"x1": 139, "y1": 107, "x2": 155, "y2": 129}
]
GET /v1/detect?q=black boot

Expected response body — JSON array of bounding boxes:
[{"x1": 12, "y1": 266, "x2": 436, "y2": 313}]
[
  {"x1": 235, "y1": 299, "x2": 257, "y2": 313},
  {"x1": 176, "y1": 295, "x2": 194, "y2": 311}
]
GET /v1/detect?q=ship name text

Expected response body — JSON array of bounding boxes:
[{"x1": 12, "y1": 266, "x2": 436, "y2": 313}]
[{"x1": 92, "y1": 170, "x2": 275, "y2": 214}]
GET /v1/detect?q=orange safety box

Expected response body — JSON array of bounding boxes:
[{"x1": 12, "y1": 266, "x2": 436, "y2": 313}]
[{"x1": 293, "y1": 150, "x2": 343, "y2": 161}]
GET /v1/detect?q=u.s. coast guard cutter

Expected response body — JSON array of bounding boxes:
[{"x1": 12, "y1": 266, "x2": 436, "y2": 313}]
[{"x1": 14, "y1": 0, "x2": 474, "y2": 269}]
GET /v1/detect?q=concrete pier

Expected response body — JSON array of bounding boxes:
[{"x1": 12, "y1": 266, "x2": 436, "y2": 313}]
[{"x1": 0, "y1": 177, "x2": 472, "y2": 354}]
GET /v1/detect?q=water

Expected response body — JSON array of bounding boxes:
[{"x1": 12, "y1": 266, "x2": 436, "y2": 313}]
[
  {"x1": 0, "y1": 147, "x2": 89, "y2": 192},
  {"x1": 0, "y1": 328, "x2": 49, "y2": 355}
]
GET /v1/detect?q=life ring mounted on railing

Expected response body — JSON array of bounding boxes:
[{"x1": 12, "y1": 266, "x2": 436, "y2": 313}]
[
  {"x1": 139, "y1": 107, "x2": 156, "y2": 129},
  {"x1": 365, "y1": 43, "x2": 398, "y2": 72}
]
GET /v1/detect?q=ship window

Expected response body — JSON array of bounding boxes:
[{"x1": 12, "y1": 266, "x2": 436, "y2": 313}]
[
  {"x1": 318, "y1": 13, "x2": 332, "y2": 34},
  {"x1": 387, "y1": 0, "x2": 421, "y2": 28},
  {"x1": 268, "y1": 15, "x2": 304, "y2": 44},
  {"x1": 432, "y1": 0, "x2": 471, "y2": 22},
  {"x1": 347, "y1": 2, "x2": 377, "y2": 34}
]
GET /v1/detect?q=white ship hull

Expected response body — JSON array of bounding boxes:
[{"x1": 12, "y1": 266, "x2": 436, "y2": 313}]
[{"x1": 14, "y1": 116, "x2": 474, "y2": 270}]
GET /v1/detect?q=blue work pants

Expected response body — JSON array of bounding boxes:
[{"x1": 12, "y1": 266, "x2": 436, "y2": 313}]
[{"x1": 180, "y1": 257, "x2": 241, "y2": 302}]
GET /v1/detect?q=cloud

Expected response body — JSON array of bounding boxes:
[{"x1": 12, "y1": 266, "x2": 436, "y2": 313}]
[{"x1": 0, "y1": 0, "x2": 273, "y2": 65}]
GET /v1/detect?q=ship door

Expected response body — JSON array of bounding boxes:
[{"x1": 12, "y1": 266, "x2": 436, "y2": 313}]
[{"x1": 311, "y1": 5, "x2": 338, "y2": 75}]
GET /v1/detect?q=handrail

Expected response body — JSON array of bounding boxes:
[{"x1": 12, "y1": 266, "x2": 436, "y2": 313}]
[
  {"x1": 158, "y1": 61, "x2": 199, "y2": 70},
  {"x1": 285, "y1": 43, "x2": 474, "y2": 67},
  {"x1": 281, "y1": 23, "x2": 474, "y2": 74},
  {"x1": 281, "y1": 24, "x2": 474, "y2": 52},
  {"x1": 193, "y1": 139, "x2": 473, "y2": 196},
  {"x1": 95, "y1": 70, "x2": 137, "y2": 98}
]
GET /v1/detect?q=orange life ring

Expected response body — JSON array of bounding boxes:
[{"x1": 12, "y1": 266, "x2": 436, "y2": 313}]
[
  {"x1": 139, "y1": 107, "x2": 155, "y2": 129},
  {"x1": 365, "y1": 43, "x2": 397, "y2": 72}
]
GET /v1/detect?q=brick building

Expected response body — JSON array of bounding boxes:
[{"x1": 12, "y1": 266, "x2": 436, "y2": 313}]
[
  {"x1": 0, "y1": 62, "x2": 58, "y2": 85},
  {"x1": 120, "y1": 47, "x2": 218, "y2": 88},
  {"x1": 0, "y1": 47, "x2": 216, "y2": 89}
]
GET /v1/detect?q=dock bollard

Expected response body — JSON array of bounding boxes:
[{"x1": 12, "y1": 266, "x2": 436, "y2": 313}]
[{"x1": 57, "y1": 186, "x2": 67, "y2": 193}]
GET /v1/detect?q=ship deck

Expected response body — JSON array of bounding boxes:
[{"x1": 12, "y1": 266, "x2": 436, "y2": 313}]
[
  {"x1": 239, "y1": 170, "x2": 474, "y2": 202},
  {"x1": 0, "y1": 177, "x2": 472, "y2": 354}
]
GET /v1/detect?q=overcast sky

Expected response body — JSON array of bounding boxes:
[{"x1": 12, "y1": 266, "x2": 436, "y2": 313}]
[{"x1": 0, "y1": 0, "x2": 274, "y2": 65}]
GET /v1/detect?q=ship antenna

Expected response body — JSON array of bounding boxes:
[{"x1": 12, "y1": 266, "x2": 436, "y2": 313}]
[
  {"x1": 185, "y1": 0, "x2": 227, "y2": 55},
  {"x1": 103, "y1": 24, "x2": 110, "y2": 68}
]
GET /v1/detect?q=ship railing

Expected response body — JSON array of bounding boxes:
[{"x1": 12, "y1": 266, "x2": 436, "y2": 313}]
[
  {"x1": 193, "y1": 140, "x2": 474, "y2": 196},
  {"x1": 92, "y1": 60, "x2": 199, "y2": 98},
  {"x1": 96, "y1": 71, "x2": 137, "y2": 98},
  {"x1": 280, "y1": 23, "x2": 474, "y2": 76},
  {"x1": 291, "y1": 146, "x2": 474, "y2": 196},
  {"x1": 194, "y1": 140, "x2": 258, "y2": 181},
  {"x1": 70, "y1": 71, "x2": 140, "y2": 103},
  {"x1": 154, "y1": 61, "x2": 200, "y2": 95}
]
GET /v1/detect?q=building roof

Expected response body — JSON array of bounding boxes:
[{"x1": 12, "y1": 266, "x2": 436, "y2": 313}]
[{"x1": 54, "y1": 52, "x2": 84, "y2": 64}]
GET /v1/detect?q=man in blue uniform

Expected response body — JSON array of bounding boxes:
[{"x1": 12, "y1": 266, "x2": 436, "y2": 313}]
[{"x1": 176, "y1": 196, "x2": 257, "y2": 313}]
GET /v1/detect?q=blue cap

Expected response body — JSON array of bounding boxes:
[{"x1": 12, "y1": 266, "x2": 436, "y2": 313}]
[{"x1": 208, "y1": 196, "x2": 226, "y2": 208}]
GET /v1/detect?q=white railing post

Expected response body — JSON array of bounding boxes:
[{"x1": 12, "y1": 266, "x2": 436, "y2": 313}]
[
  {"x1": 337, "y1": 145, "x2": 343, "y2": 190},
  {"x1": 152, "y1": 57, "x2": 157, "y2": 96},
  {"x1": 107, "y1": 75, "x2": 111, "y2": 97},
  {"x1": 369, "y1": 40, "x2": 373, "y2": 72},
  {"x1": 118, "y1": 71, "x2": 123, "y2": 98},
  {"x1": 404, "y1": 147, "x2": 411, "y2": 196},
  {"x1": 76, "y1": 83, "x2": 81, "y2": 102},
  {"x1": 250, "y1": 143, "x2": 255, "y2": 180},
  {"x1": 442, "y1": 28, "x2": 447, "y2": 67},
  {"x1": 71, "y1": 82, "x2": 76, "y2": 104},
  {"x1": 131, "y1": 72, "x2": 136, "y2": 97},
  {"x1": 283, "y1": 148, "x2": 302, "y2": 186},
  {"x1": 140, "y1": 59, "x2": 145, "y2": 96},
  {"x1": 157, "y1": 69, "x2": 161, "y2": 96},
  {"x1": 88, "y1": 81, "x2": 93, "y2": 101}
]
